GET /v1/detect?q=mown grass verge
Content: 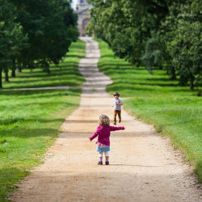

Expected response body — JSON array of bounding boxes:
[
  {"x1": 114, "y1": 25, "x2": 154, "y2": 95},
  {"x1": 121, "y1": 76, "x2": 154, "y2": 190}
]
[
  {"x1": 2, "y1": 40, "x2": 86, "y2": 89},
  {"x1": 0, "y1": 40, "x2": 86, "y2": 201},
  {"x1": 95, "y1": 38, "x2": 202, "y2": 182}
]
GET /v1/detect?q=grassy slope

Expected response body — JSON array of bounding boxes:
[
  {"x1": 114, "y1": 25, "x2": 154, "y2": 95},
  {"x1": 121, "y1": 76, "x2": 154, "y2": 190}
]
[
  {"x1": 0, "y1": 40, "x2": 86, "y2": 201},
  {"x1": 96, "y1": 38, "x2": 202, "y2": 181}
]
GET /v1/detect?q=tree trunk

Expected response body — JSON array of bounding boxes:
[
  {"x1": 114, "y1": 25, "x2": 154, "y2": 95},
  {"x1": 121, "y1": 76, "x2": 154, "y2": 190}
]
[
  {"x1": 166, "y1": 69, "x2": 169, "y2": 75},
  {"x1": 47, "y1": 67, "x2": 50, "y2": 74},
  {"x1": 5, "y1": 69, "x2": 9, "y2": 82},
  {"x1": 190, "y1": 76, "x2": 194, "y2": 91},
  {"x1": 170, "y1": 65, "x2": 176, "y2": 80},
  {"x1": 11, "y1": 59, "x2": 16, "y2": 77},
  {"x1": 17, "y1": 64, "x2": 22, "y2": 72},
  {"x1": 180, "y1": 74, "x2": 185, "y2": 86},
  {"x1": 0, "y1": 69, "x2": 2, "y2": 88},
  {"x1": 17, "y1": 67, "x2": 22, "y2": 72},
  {"x1": 11, "y1": 69, "x2": 16, "y2": 77}
]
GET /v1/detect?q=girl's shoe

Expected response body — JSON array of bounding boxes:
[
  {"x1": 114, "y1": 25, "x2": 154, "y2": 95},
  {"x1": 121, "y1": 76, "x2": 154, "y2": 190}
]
[
  {"x1": 114, "y1": 122, "x2": 116, "y2": 125},
  {"x1": 98, "y1": 161, "x2": 103, "y2": 165},
  {"x1": 119, "y1": 120, "x2": 121, "y2": 123},
  {"x1": 105, "y1": 161, "x2": 109, "y2": 165}
]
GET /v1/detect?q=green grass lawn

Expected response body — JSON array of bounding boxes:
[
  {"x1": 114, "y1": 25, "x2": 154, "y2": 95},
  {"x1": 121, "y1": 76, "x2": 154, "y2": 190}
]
[
  {"x1": 0, "y1": 40, "x2": 85, "y2": 201},
  {"x1": 2, "y1": 40, "x2": 86, "y2": 89},
  {"x1": 95, "y1": 38, "x2": 202, "y2": 181}
]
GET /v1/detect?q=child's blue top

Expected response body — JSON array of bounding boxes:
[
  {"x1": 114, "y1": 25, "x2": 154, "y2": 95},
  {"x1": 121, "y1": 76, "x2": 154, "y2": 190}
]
[{"x1": 113, "y1": 98, "x2": 122, "y2": 110}]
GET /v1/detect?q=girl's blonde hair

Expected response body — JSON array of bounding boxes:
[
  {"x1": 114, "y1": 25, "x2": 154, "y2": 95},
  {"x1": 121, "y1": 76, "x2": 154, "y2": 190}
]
[{"x1": 98, "y1": 114, "x2": 110, "y2": 126}]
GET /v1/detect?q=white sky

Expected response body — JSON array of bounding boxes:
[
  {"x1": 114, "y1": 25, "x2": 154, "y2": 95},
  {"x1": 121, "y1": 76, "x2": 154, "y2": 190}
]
[{"x1": 71, "y1": 0, "x2": 77, "y2": 10}]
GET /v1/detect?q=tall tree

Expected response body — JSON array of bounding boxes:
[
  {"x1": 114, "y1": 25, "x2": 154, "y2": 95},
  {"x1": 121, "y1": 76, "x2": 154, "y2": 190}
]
[
  {"x1": 88, "y1": 0, "x2": 202, "y2": 89},
  {"x1": 0, "y1": 0, "x2": 27, "y2": 88},
  {"x1": 87, "y1": 0, "x2": 171, "y2": 65},
  {"x1": 162, "y1": 2, "x2": 202, "y2": 89},
  {"x1": 11, "y1": 0, "x2": 79, "y2": 72}
]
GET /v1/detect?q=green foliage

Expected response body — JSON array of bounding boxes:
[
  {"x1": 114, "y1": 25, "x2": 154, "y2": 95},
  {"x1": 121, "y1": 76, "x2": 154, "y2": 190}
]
[
  {"x1": 11, "y1": 0, "x2": 79, "y2": 65},
  {"x1": 88, "y1": 0, "x2": 171, "y2": 64},
  {"x1": 88, "y1": 0, "x2": 202, "y2": 90},
  {"x1": 0, "y1": 0, "x2": 79, "y2": 88},
  {"x1": 162, "y1": 3, "x2": 202, "y2": 90},
  {"x1": 0, "y1": 0, "x2": 27, "y2": 87},
  {"x1": 141, "y1": 33, "x2": 165, "y2": 72},
  {"x1": 96, "y1": 38, "x2": 202, "y2": 181}
]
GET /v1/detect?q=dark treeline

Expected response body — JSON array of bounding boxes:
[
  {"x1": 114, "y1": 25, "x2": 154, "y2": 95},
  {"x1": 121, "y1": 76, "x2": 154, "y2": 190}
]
[
  {"x1": 0, "y1": 0, "x2": 78, "y2": 88},
  {"x1": 87, "y1": 0, "x2": 202, "y2": 90}
]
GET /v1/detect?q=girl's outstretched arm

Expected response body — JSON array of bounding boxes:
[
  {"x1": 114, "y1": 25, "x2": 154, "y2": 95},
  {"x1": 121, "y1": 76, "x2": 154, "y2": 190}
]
[
  {"x1": 109, "y1": 126, "x2": 125, "y2": 131},
  {"x1": 89, "y1": 126, "x2": 100, "y2": 141}
]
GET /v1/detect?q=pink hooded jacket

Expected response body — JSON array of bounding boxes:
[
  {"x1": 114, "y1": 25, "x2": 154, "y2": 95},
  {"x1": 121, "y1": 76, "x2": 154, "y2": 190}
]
[{"x1": 89, "y1": 125, "x2": 125, "y2": 146}]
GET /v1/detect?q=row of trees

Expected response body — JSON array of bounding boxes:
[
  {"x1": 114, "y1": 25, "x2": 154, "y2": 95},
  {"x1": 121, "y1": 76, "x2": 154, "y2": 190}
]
[
  {"x1": 0, "y1": 0, "x2": 78, "y2": 88},
  {"x1": 87, "y1": 0, "x2": 202, "y2": 90}
]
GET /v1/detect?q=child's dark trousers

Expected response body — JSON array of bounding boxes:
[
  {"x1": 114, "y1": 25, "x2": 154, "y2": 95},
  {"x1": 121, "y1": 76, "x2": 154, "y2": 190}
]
[{"x1": 114, "y1": 110, "x2": 121, "y2": 123}]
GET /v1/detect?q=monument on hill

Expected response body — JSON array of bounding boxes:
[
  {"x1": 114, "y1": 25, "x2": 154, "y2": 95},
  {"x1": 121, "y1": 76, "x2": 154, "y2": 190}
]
[{"x1": 75, "y1": 0, "x2": 93, "y2": 36}]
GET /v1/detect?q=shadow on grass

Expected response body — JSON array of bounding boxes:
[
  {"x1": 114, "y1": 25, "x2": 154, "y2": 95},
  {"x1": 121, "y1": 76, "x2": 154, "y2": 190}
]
[
  {"x1": 4, "y1": 82, "x2": 83, "y2": 90},
  {"x1": 106, "y1": 77, "x2": 200, "y2": 93},
  {"x1": 114, "y1": 80, "x2": 179, "y2": 87},
  {"x1": 0, "y1": 128, "x2": 59, "y2": 138},
  {"x1": 0, "y1": 118, "x2": 65, "y2": 126},
  {"x1": 98, "y1": 60, "x2": 202, "y2": 91},
  {"x1": 100, "y1": 54, "x2": 116, "y2": 58},
  {"x1": 0, "y1": 167, "x2": 30, "y2": 202},
  {"x1": 107, "y1": 85, "x2": 155, "y2": 92},
  {"x1": 8, "y1": 69, "x2": 81, "y2": 80},
  {"x1": 0, "y1": 89, "x2": 79, "y2": 96},
  {"x1": 16, "y1": 69, "x2": 81, "y2": 79},
  {"x1": 63, "y1": 55, "x2": 84, "y2": 58},
  {"x1": 99, "y1": 64, "x2": 132, "y2": 69},
  {"x1": 2, "y1": 60, "x2": 84, "y2": 89},
  {"x1": 0, "y1": 88, "x2": 82, "y2": 99},
  {"x1": 6, "y1": 75, "x2": 83, "y2": 84}
]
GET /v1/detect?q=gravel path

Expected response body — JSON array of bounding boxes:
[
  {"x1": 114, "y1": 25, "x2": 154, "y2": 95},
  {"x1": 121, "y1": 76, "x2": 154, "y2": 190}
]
[{"x1": 11, "y1": 38, "x2": 202, "y2": 202}]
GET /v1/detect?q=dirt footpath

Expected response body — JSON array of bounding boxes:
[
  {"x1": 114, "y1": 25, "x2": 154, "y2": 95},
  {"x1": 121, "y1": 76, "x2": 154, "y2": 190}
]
[{"x1": 11, "y1": 38, "x2": 202, "y2": 202}]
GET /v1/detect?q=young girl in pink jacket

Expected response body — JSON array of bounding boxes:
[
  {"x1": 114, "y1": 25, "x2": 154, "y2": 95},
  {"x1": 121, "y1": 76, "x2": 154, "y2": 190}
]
[{"x1": 89, "y1": 114, "x2": 125, "y2": 165}]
